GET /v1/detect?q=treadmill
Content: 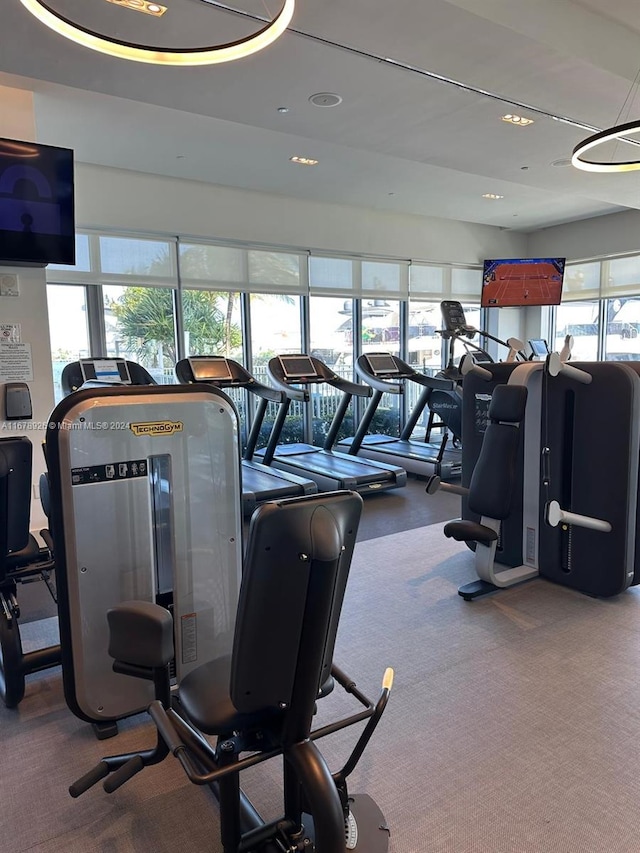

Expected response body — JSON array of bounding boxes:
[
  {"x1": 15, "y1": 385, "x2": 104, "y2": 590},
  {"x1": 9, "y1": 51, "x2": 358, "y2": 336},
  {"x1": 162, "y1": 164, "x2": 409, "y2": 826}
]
[
  {"x1": 61, "y1": 357, "x2": 157, "y2": 395},
  {"x1": 337, "y1": 352, "x2": 463, "y2": 479},
  {"x1": 175, "y1": 356, "x2": 317, "y2": 515},
  {"x1": 256, "y1": 354, "x2": 407, "y2": 494}
]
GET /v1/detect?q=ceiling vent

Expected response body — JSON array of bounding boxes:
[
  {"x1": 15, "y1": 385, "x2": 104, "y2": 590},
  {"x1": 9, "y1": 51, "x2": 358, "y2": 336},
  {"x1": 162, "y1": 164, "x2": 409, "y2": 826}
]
[{"x1": 309, "y1": 93, "x2": 343, "y2": 107}]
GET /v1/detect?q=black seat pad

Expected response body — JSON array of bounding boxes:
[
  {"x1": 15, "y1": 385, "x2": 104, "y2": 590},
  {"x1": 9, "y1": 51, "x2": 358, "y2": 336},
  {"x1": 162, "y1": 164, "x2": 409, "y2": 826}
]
[
  {"x1": 178, "y1": 655, "x2": 283, "y2": 736},
  {"x1": 443, "y1": 519, "x2": 498, "y2": 545},
  {"x1": 5, "y1": 534, "x2": 41, "y2": 570}
]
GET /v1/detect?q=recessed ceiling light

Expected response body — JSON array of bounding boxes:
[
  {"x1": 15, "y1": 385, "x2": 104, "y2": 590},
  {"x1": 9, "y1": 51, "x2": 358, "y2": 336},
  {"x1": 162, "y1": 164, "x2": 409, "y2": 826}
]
[
  {"x1": 551, "y1": 158, "x2": 572, "y2": 167},
  {"x1": 103, "y1": 0, "x2": 167, "y2": 15},
  {"x1": 309, "y1": 93, "x2": 343, "y2": 108},
  {"x1": 482, "y1": 193, "x2": 504, "y2": 199},
  {"x1": 277, "y1": 106, "x2": 290, "y2": 114},
  {"x1": 290, "y1": 156, "x2": 319, "y2": 166},
  {"x1": 501, "y1": 114, "x2": 534, "y2": 126}
]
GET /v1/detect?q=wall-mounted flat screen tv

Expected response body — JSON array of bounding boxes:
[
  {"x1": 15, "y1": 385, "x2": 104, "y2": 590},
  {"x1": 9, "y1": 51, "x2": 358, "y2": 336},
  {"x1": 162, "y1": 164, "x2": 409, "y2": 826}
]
[
  {"x1": 0, "y1": 137, "x2": 75, "y2": 266},
  {"x1": 481, "y1": 257, "x2": 565, "y2": 307}
]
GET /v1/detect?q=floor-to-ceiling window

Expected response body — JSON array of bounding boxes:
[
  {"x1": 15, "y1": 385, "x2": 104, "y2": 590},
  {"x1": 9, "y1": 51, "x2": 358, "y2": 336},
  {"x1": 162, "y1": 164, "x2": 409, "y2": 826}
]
[
  {"x1": 552, "y1": 261, "x2": 601, "y2": 360},
  {"x1": 99, "y1": 236, "x2": 178, "y2": 383},
  {"x1": 308, "y1": 295, "x2": 354, "y2": 443},
  {"x1": 602, "y1": 257, "x2": 640, "y2": 361},
  {"x1": 46, "y1": 234, "x2": 92, "y2": 402},
  {"x1": 47, "y1": 230, "x2": 487, "y2": 441},
  {"x1": 103, "y1": 283, "x2": 178, "y2": 383},
  {"x1": 554, "y1": 300, "x2": 600, "y2": 361},
  {"x1": 46, "y1": 283, "x2": 90, "y2": 402},
  {"x1": 248, "y1": 249, "x2": 306, "y2": 445}
]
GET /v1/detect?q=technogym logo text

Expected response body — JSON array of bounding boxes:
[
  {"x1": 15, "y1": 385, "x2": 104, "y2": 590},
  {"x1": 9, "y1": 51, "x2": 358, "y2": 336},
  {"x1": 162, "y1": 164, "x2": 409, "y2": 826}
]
[{"x1": 129, "y1": 421, "x2": 183, "y2": 437}]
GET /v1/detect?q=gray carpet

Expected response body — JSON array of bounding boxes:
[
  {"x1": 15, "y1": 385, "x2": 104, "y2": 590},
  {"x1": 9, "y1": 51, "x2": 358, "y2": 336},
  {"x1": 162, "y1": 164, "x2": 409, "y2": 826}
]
[
  {"x1": 4, "y1": 523, "x2": 640, "y2": 852},
  {"x1": 18, "y1": 477, "x2": 460, "y2": 623}
]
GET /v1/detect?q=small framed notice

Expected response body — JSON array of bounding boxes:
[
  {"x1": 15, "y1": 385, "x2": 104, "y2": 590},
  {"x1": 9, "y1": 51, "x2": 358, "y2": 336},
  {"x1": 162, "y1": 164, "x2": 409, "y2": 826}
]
[{"x1": 0, "y1": 342, "x2": 33, "y2": 381}]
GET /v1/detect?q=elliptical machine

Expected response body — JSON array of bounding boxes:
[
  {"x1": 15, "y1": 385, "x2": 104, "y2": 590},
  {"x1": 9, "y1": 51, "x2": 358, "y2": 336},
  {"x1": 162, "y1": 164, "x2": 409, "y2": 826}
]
[{"x1": 438, "y1": 300, "x2": 526, "y2": 383}]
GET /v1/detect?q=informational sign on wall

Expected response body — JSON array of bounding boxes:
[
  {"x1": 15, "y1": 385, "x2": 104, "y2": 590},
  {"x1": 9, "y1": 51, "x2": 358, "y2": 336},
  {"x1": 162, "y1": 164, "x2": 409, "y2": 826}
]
[{"x1": 0, "y1": 342, "x2": 33, "y2": 381}]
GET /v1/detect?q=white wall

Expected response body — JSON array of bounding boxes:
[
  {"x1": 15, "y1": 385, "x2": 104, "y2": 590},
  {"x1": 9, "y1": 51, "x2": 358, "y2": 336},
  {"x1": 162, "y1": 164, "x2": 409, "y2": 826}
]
[
  {"x1": 0, "y1": 267, "x2": 55, "y2": 528},
  {"x1": 527, "y1": 209, "x2": 640, "y2": 262},
  {"x1": 0, "y1": 86, "x2": 51, "y2": 531},
  {"x1": 0, "y1": 147, "x2": 532, "y2": 537},
  {"x1": 75, "y1": 163, "x2": 528, "y2": 265}
]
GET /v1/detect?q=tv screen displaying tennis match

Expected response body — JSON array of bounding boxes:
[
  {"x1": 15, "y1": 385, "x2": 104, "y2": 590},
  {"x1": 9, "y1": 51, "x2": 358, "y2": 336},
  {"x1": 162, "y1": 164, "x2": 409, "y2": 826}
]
[{"x1": 481, "y1": 258, "x2": 566, "y2": 307}]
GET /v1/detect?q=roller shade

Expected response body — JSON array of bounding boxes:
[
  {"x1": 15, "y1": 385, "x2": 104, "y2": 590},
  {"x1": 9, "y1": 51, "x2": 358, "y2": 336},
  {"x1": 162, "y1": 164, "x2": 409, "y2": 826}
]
[
  {"x1": 309, "y1": 255, "x2": 408, "y2": 298},
  {"x1": 410, "y1": 263, "x2": 481, "y2": 302},
  {"x1": 47, "y1": 232, "x2": 178, "y2": 288},
  {"x1": 562, "y1": 262, "x2": 600, "y2": 302},
  {"x1": 601, "y1": 257, "x2": 640, "y2": 299}
]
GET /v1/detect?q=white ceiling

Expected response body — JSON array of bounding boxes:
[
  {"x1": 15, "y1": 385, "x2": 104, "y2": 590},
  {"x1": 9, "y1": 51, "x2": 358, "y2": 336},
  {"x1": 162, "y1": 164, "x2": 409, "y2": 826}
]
[{"x1": 2, "y1": 0, "x2": 640, "y2": 232}]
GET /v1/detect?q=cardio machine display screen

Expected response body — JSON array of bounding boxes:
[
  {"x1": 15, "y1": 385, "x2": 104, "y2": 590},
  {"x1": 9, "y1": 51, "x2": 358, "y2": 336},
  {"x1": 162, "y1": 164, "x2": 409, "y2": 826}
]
[
  {"x1": 80, "y1": 359, "x2": 131, "y2": 384},
  {"x1": 529, "y1": 339, "x2": 548, "y2": 358},
  {"x1": 440, "y1": 301, "x2": 467, "y2": 332},
  {"x1": 279, "y1": 355, "x2": 317, "y2": 379},
  {"x1": 366, "y1": 354, "x2": 399, "y2": 376},
  {"x1": 189, "y1": 358, "x2": 232, "y2": 382}
]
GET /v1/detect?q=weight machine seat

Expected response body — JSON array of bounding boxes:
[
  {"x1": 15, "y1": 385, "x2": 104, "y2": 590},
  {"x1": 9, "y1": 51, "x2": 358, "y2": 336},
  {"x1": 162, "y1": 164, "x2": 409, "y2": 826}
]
[
  {"x1": 443, "y1": 519, "x2": 498, "y2": 546},
  {"x1": 178, "y1": 654, "x2": 283, "y2": 735},
  {"x1": 180, "y1": 491, "x2": 362, "y2": 739},
  {"x1": 442, "y1": 384, "x2": 527, "y2": 548},
  {"x1": 5, "y1": 535, "x2": 41, "y2": 570},
  {"x1": 108, "y1": 491, "x2": 363, "y2": 743}
]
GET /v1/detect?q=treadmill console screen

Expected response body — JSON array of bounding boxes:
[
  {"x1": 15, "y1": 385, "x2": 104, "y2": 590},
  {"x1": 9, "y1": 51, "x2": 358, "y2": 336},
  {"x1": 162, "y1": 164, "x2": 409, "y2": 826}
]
[
  {"x1": 80, "y1": 359, "x2": 131, "y2": 384},
  {"x1": 279, "y1": 355, "x2": 317, "y2": 380},
  {"x1": 528, "y1": 339, "x2": 549, "y2": 358},
  {"x1": 366, "y1": 354, "x2": 399, "y2": 376},
  {"x1": 189, "y1": 358, "x2": 232, "y2": 382}
]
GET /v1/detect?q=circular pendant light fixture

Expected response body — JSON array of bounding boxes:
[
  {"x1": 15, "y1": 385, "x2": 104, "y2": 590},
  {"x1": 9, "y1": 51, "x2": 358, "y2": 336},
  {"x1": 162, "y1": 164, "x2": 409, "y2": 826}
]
[
  {"x1": 19, "y1": 0, "x2": 295, "y2": 66},
  {"x1": 572, "y1": 119, "x2": 640, "y2": 173}
]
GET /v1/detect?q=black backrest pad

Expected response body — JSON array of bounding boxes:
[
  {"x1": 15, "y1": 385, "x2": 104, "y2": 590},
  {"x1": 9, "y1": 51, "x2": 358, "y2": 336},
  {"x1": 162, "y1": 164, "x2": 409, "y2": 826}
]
[
  {"x1": 0, "y1": 437, "x2": 33, "y2": 559},
  {"x1": 467, "y1": 385, "x2": 527, "y2": 521},
  {"x1": 231, "y1": 491, "x2": 362, "y2": 717},
  {"x1": 488, "y1": 383, "x2": 528, "y2": 424}
]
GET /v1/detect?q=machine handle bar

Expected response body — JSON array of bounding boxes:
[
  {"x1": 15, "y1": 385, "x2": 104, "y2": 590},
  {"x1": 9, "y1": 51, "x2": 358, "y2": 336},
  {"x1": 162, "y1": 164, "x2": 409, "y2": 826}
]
[
  {"x1": 69, "y1": 761, "x2": 110, "y2": 798},
  {"x1": 333, "y1": 668, "x2": 394, "y2": 785},
  {"x1": 546, "y1": 352, "x2": 592, "y2": 384},
  {"x1": 142, "y1": 665, "x2": 389, "y2": 787},
  {"x1": 546, "y1": 500, "x2": 611, "y2": 533},
  {"x1": 103, "y1": 756, "x2": 145, "y2": 793},
  {"x1": 425, "y1": 475, "x2": 469, "y2": 497}
]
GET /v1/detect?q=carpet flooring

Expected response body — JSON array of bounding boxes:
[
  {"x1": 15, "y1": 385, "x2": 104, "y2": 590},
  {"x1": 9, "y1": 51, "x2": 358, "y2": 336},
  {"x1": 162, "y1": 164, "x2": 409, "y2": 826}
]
[{"x1": 5, "y1": 521, "x2": 640, "y2": 852}]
